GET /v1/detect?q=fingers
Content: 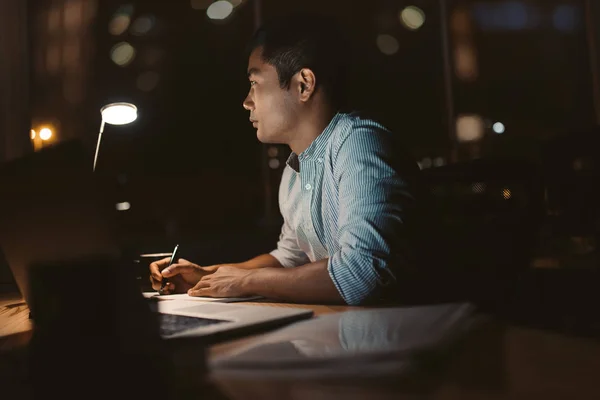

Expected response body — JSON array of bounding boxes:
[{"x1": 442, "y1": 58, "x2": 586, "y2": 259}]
[
  {"x1": 157, "y1": 282, "x2": 175, "y2": 295},
  {"x1": 161, "y1": 262, "x2": 196, "y2": 278},
  {"x1": 149, "y1": 257, "x2": 171, "y2": 282},
  {"x1": 149, "y1": 257, "x2": 172, "y2": 290},
  {"x1": 150, "y1": 257, "x2": 203, "y2": 292},
  {"x1": 188, "y1": 279, "x2": 211, "y2": 297},
  {"x1": 193, "y1": 278, "x2": 211, "y2": 289},
  {"x1": 188, "y1": 286, "x2": 212, "y2": 297},
  {"x1": 150, "y1": 275, "x2": 161, "y2": 291},
  {"x1": 150, "y1": 274, "x2": 175, "y2": 292}
]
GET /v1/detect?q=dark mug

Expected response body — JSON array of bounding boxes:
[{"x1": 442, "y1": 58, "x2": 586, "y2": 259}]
[{"x1": 27, "y1": 255, "x2": 173, "y2": 398}]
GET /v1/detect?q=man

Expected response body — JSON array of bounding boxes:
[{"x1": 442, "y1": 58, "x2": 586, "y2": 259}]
[{"x1": 150, "y1": 14, "x2": 422, "y2": 306}]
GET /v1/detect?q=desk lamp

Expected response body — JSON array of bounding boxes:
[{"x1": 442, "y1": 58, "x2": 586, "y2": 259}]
[{"x1": 93, "y1": 102, "x2": 137, "y2": 171}]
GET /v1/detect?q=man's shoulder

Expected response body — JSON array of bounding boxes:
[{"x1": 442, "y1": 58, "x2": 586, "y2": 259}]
[
  {"x1": 334, "y1": 111, "x2": 390, "y2": 135},
  {"x1": 329, "y1": 111, "x2": 393, "y2": 154},
  {"x1": 329, "y1": 111, "x2": 420, "y2": 178}
]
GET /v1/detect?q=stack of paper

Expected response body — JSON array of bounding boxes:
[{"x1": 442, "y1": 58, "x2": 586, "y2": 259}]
[{"x1": 142, "y1": 292, "x2": 263, "y2": 303}]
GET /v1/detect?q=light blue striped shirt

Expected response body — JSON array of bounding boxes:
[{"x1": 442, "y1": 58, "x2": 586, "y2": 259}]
[{"x1": 270, "y1": 112, "x2": 419, "y2": 305}]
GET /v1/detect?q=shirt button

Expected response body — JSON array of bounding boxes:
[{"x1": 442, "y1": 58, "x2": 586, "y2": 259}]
[
  {"x1": 305, "y1": 184, "x2": 312, "y2": 191},
  {"x1": 317, "y1": 158, "x2": 323, "y2": 163}
]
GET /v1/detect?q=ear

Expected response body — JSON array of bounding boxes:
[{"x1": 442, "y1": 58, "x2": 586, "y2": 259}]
[{"x1": 295, "y1": 68, "x2": 316, "y2": 102}]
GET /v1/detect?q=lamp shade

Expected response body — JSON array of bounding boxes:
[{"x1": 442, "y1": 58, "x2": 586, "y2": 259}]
[{"x1": 100, "y1": 102, "x2": 137, "y2": 125}]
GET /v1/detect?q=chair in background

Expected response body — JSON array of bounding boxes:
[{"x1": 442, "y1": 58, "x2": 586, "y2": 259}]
[
  {"x1": 541, "y1": 127, "x2": 600, "y2": 264},
  {"x1": 416, "y1": 157, "x2": 545, "y2": 312},
  {"x1": 506, "y1": 127, "x2": 600, "y2": 337}
]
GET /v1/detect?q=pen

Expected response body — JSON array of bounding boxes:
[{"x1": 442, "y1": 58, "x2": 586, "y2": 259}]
[{"x1": 159, "y1": 244, "x2": 179, "y2": 294}]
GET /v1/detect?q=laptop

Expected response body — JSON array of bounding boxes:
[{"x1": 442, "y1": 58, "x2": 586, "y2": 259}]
[{"x1": 0, "y1": 140, "x2": 313, "y2": 342}]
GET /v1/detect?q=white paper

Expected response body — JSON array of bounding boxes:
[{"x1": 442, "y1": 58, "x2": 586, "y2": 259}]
[
  {"x1": 142, "y1": 292, "x2": 262, "y2": 303},
  {"x1": 210, "y1": 302, "x2": 479, "y2": 378}
]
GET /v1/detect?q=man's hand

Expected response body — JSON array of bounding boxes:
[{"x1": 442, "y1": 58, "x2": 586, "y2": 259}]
[
  {"x1": 149, "y1": 257, "x2": 218, "y2": 294},
  {"x1": 188, "y1": 266, "x2": 253, "y2": 298}
]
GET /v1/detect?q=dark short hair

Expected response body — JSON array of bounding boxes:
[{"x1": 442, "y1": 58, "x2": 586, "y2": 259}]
[{"x1": 246, "y1": 14, "x2": 348, "y2": 109}]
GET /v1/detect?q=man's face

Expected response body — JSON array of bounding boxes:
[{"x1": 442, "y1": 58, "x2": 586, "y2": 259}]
[{"x1": 243, "y1": 47, "x2": 298, "y2": 144}]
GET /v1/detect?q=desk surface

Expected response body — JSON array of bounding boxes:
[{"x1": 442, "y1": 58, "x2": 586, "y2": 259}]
[
  {"x1": 0, "y1": 294, "x2": 32, "y2": 351},
  {"x1": 0, "y1": 293, "x2": 356, "y2": 351},
  {"x1": 2, "y1": 292, "x2": 600, "y2": 399}
]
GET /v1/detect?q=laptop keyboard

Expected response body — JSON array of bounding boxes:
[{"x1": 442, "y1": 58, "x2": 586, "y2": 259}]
[{"x1": 155, "y1": 313, "x2": 228, "y2": 337}]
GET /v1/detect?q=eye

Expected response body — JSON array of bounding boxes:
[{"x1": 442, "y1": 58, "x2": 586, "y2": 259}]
[{"x1": 249, "y1": 80, "x2": 257, "y2": 87}]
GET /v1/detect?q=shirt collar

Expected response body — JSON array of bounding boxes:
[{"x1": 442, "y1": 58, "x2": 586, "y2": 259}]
[
  {"x1": 286, "y1": 112, "x2": 343, "y2": 172},
  {"x1": 286, "y1": 152, "x2": 300, "y2": 172}
]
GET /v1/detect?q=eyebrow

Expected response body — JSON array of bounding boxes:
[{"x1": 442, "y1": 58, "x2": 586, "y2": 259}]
[{"x1": 247, "y1": 67, "x2": 261, "y2": 77}]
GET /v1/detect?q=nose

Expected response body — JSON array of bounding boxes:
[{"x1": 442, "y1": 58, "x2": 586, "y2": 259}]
[{"x1": 242, "y1": 92, "x2": 254, "y2": 111}]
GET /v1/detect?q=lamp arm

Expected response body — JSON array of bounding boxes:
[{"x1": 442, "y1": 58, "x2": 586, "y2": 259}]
[{"x1": 93, "y1": 119, "x2": 105, "y2": 172}]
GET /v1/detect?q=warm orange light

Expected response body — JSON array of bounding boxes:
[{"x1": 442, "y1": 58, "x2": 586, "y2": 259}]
[
  {"x1": 503, "y1": 188, "x2": 512, "y2": 200},
  {"x1": 39, "y1": 128, "x2": 53, "y2": 141},
  {"x1": 30, "y1": 129, "x2": 37, "y2": 139}
]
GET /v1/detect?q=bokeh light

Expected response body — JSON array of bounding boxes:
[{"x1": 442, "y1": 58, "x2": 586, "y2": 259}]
[
  {"x1": 400, "y1": 6, "x2": 426, "y2": 30},
  {"x1": 493, "y1": 122, "x2": 505, "y2": 134},
  {"x1": 108, "y1": 5, "x2": 134, "y2": 35},
  {"x1": 433, "y1": 157, "x2": 446, "y2": 167},
  {"x1": 454, "y1": 44, "x2": 478, "y2": 81},
  {"x1": 553, "y1": 5, "x2": 580, "y2": 32},
  {"x1": 206, "y1": 1, "x2": 234, "y2": 20},
  {"x1": 451, "y1": 8, "x2": 471, "y2": 36},
  {"x1": 502, "y1": 188, "x2": 512, "y2": 200},
  {"x1": 267, "y1": 146, "x2": 279, "y2": 158},
  {"x1": 473, "y1": 2, "x2": 530, "y2": 31},
  {"x1": 39, "y1": 128, "x2": 53, "y2": 141},
  {"x1": 110, "y1": 42, "x2": 136, "y2": 66},
  {"x1": 108, "y1": 15, "x2": 130, "y2": 35},
  {"x1": 116, "y1": 202, "x2": 131, "y2": 211},
  {"x1": 376, "y1": 34, "x2": 399, "y2": 56},
  {"x1": 30, "y1": 130, "x2": 36, "y2": 140},
  {"x1": 131, "y1": 15, "x2": 155, "y2": 36},
  {"x1": 268, "y1": 159, "x2": 280, "y2": 169},
  {"x1": 456, "y1": 114, "x2": 484, "y2": 142},
  {"x1": 63, "y1": 0, "x2": 83, "y2": 32}
]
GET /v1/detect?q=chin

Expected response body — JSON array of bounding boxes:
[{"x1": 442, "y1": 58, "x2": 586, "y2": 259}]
[
  {"x1": 256, "y1": 129, "x2": 273, "y2": 144},
  {"x1": 256, "y1": 129, "x2": 265, "y2": 143}
]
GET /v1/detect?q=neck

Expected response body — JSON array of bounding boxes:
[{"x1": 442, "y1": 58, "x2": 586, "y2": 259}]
[{"x1": 288, "y1": 101, "x2": 336, "y2": 155}]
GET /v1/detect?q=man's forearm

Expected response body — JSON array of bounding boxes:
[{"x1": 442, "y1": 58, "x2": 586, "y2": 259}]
[
  {"x1": 230, "y1": 253, "x2": 283, "y2": 270},
  {"x1": 244, "y1": 259, "x2": 345, "y2": 304}
]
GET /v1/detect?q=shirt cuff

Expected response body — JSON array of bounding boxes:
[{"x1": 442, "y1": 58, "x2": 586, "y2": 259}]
[{"x1": 327, "y1": 253, "x2": 379, "y2": 306}]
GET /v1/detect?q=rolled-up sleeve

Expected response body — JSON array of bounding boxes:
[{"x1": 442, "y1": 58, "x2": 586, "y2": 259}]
[{"x1": 328, "y1": 124, "x2": 416, "y2": 305}]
